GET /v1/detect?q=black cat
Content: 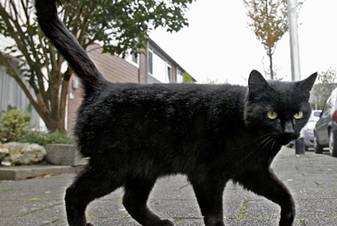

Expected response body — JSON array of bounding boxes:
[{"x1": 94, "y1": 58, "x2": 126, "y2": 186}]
[{"x1": 35, "y1": 1, "x2": 317, "y2": 226}]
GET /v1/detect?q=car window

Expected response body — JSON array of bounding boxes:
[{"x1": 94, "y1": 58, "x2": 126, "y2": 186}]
[
  {"x1": 331, "y1": 92, "x2": 337, "y2": 108},
  {"x1": 313, "y1": 111, "x2": 321, "y2": 117}
]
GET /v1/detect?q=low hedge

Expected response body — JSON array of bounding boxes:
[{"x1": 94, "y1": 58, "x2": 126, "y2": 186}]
[{"x1": 18, "y1": 131, "x2": 75, "y2": 146}]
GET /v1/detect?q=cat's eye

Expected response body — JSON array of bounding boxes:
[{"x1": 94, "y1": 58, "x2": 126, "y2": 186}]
[
  {"x1": 293, "y1": 112, "x2": 304, "y2": 120},
  {"x1": 267, "y1": 111, "x2": 278, "y2": 120}
]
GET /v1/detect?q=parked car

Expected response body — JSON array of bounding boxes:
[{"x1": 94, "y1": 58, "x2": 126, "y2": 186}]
[
  {"x1": 314, "y1": 88, "x2": 337, "y2": 157},
  {"x1": 301, "y1": 110, "x2": 322, "y2": 150}
]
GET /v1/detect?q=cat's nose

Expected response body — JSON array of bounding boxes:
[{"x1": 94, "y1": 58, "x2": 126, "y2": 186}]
[
  {"x1": 282, "y1": 121, "x2": 299, "y2": 141},
  {"x1": 284, "y1": 121, "x2": 295, "y2": 134}
]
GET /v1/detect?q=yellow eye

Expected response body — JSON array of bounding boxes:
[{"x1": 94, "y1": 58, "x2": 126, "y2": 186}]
[
  {"x1": 267, "y1": 111, "x2": 278, "y2": 120},
  {"x1": 293, "y1": 112, "x2": 304, "y2": 119}
]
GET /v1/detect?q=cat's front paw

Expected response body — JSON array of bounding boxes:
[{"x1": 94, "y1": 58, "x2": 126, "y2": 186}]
[
  {"x1": 279, "y1": 219, "x2": 293, "y2": 226},
  {"x1": 204, "y1": 215, "x2": 225, "y2": 226},
  {"x1": 206, "y1": 222, "x2": 225, "y2": 226}
]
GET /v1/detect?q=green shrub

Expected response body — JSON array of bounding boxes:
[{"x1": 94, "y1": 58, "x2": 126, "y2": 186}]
[
  {"x1": 45, "y1": 131, "x2": 75, "y2": 145},
  {"x1": 18, "y1": 131, "x2": 74, "y2": 145},
  {"x1": 0, "y1": 109, "x2": 31, "y2": 142}
]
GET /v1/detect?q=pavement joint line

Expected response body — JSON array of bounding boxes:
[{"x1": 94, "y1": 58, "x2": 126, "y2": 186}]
[
  {"x1": 313, "y1": 181, "x2": 322, "y2": 187},
  {"x1": 296, "y1": 197, "x2": 337, "y2": 201},
  {"x1": 17, "y1": 202, "x2": 63, "y2": 217},
  {"x1": 37, "y1": 218, "x2": 61, "y2": 226},
  {"x1": 178, "y1": 183, "x2": 190, "y2": 190}
]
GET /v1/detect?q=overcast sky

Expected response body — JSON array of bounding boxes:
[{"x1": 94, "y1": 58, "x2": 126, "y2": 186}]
[{"x1": 150, "y1": 0, "x2": 337, "y2": 85}]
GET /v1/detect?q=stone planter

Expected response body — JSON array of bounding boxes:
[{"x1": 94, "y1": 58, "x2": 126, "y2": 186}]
[
  {"x1": 45, "y1": 144, "x2": 88, "y2": 166},
  {"x1": 0, "y1": 142, "x2": 46, "y2": 166}
]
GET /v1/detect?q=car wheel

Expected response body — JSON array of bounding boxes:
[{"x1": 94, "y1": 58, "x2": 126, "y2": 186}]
[
  {"x1": 329, "y1": 131, "x2": 337, "y2": 157},
  {"x1": 314, "y1": 133, "x2": 323, "y2": 154}
]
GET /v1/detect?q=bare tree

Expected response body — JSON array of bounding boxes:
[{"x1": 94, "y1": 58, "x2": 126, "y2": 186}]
[{"x1": 312, "y1": 68, "x2": 337, "y2": 109}]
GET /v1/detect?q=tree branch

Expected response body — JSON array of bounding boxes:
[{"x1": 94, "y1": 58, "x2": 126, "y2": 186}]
[
  {"x1": 0, "y1": 52, "x2": 49, "y2": 121},
  {"x1": 0, "y1": 3, "x2": 49, "y2": 105},
  {"x1": 59, "y1": 68, "x2": 72, "y2": 122},
  {"x1": 20, "y1": 0, "x2": 30, "y2": 25}
]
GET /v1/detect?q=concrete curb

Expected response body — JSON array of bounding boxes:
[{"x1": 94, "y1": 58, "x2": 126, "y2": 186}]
[{"x1": 0, "y1": 165, "x2": 85, "y2": 180}]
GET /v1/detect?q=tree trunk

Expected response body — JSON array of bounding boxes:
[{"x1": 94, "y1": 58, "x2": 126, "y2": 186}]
[
  {"x1": 268, "y1": 47, "x2": 274, "y2": 80},
  {"x1": 44, "y1": 72, "x2": 70, "y2": 133},
  {"x1": 45, "y1": 117, "x2": 66, "y2": 133}
]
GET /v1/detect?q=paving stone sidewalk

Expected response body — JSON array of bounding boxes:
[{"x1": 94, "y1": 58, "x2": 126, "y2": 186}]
[{"x1": 1, "y1": 147, "x2": 337, "y2": 226}]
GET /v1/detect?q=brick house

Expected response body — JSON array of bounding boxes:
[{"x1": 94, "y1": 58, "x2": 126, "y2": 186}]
[
  {"x1": 67, "y1": 39, "x2": 195, "y2": 132},
  {"x1": 0, "y1": 38, "x2": 195, "y2": 132}
]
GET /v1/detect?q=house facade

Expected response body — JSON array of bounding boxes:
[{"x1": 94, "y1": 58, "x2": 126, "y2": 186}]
[
  {"x1": 67, "y1": 39, "x2": 195, "y2": 132},
  {"x1": 0, "y1": 38, "x2": 194, "y2": 132},
  {"x1": 12, "y1": 39, "x2": 195, "y2": 133}
]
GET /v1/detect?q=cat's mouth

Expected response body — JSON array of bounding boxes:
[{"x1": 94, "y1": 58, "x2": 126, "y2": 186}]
[{"x1": 277, "y1": 133, "x2": 299, "y2": 145}]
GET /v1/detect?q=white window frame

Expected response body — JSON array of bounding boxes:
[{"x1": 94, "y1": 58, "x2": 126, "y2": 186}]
[
  {"x1": 166, "y1": 64, "x2": 172, "y2": 83},
  {"x1": 148, "y1": 49, "x2": 153, "y2": 75},
  {"x1": 177, "y1": 69, "x2": 184, "y2": 83}
]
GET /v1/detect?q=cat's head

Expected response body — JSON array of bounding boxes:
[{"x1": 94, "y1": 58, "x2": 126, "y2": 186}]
[{"x1": 244, "y1": 70, "x2": 317, "y2": 145}]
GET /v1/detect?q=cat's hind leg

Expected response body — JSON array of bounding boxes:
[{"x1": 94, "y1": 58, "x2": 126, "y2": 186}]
[
  {"x1": 65, "y1": 166, "x2": 123, "y2": 226},
  {"x1": 236, "y1": 168, "x2": 295, "y2": 226},
  {"x1": 123, "y1": 177, "x2": 174, "y2": 226}
]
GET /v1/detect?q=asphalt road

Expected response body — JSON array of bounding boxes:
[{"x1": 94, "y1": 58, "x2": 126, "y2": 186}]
[{"x1": 1, "y1": 147, "x2": 337, "y2": 226}]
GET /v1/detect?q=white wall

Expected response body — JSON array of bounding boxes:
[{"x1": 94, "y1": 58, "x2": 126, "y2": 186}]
[
  {"x1": 0, "y1": 67, "x2": 46, "y2": 131},
  {"x1": 149, "y1": 50, "x2": 170, "y2": 83},
  {"x1": 177, "y1": 69, "x2": 183, "y2": 83}
]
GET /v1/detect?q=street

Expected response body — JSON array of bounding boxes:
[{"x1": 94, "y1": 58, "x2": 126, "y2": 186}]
[{"x1": 1, "y1": 147, "x2": 337, "y2": 226}]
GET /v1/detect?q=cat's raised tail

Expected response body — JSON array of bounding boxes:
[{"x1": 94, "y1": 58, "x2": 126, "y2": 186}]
[{"x1": 35, "y1": 0, "x2": 105, "y2": 94}]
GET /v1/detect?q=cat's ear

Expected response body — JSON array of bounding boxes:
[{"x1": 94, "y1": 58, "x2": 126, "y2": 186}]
[
  {"x1": 248, "y1": 70, "x2": 269, "y2": 93},
  {"x1": 295, "y1": 72, "x2": 317, "y2": 91}
]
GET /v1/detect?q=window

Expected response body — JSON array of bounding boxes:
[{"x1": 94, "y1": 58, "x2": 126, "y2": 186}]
[
  {"x1": 313, "y1": 111, "x2": 322, "y2": 117},
  {"x1": 131, "y1": 52, "x2": 138, "y2": 64},
  {"x1": 167, "y1": 65, "x2": 172, "y2": 82},
  {"x1": 148, "y1": 50, "x2": 153, "y2": 74},
  {"x1": 72, "y1": 77, "x2": 80, "y2": 89},
  {"x1": 122, "y1": 50, "x2": 139, "y2": 66}
]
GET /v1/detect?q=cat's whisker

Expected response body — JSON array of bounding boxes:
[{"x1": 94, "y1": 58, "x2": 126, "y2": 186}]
[
  {"x1": 258, "y1": 138, "x2": 273, "y2": 153},
  {"x1": 268, "y1": 141, "x2": 275, "y2": 152},
  {"x1": 257, "y1": 135, "x2": 273, "y2": 149}
]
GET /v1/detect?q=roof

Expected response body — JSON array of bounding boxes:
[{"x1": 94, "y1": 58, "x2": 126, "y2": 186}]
[{"x1": 148, "y1": 38, "x2": 197, "y2": 82}]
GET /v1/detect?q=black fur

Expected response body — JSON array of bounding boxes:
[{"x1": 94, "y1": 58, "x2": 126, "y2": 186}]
[{"x1": 35, "y1": 1, "x2": 317, "y2": 226}]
